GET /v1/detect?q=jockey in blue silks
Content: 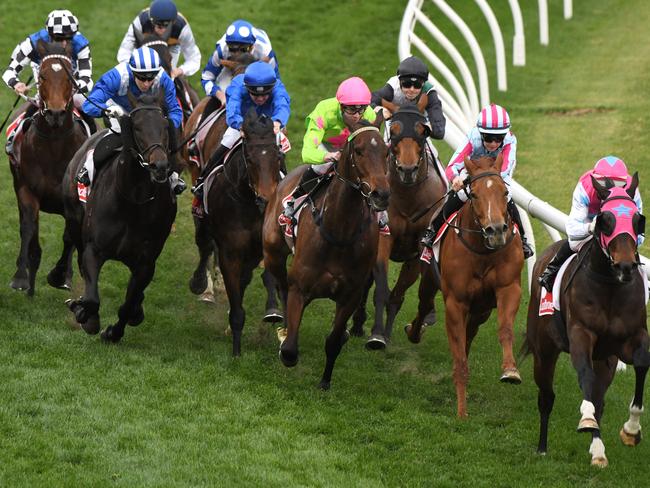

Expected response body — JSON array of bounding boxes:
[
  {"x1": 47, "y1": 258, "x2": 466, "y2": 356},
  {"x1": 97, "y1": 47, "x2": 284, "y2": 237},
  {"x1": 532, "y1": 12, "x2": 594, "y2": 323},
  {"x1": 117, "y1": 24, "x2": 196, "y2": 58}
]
[
  {"x1": 192, "y1": 61, "x2": 290, "y2": 199},
  {"x1": 78, "y1": 47, "x2": 186, "y2": 194}
]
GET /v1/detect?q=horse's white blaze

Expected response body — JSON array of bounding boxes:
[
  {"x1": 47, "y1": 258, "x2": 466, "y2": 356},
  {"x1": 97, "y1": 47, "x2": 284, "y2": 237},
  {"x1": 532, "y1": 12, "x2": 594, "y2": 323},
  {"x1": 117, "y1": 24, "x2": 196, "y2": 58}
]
[
  {"x1": 486, "y1": 179, "x2": 493, "y2": 188},
  {"x1": 51, "y1": 63, "x2": 62, "y2": 72},
  {"x1": 580, "y1": 400, "x2": 596, "y2": 420},
  {"x1": 589, "y1": 437, "x2": 606, "y2": 462},
  {"x1": 370, "y1": 137, "x2": 378, "y2": 146},
  {"x1": 624, "y1": 402, "x2": 644, "y2": 435},
  {"x1": 487, "y1": 201, "x2": 492, "y2": 222},
  {"x1": 261, "y1": 150, "x2": 267, "y2": 155}
]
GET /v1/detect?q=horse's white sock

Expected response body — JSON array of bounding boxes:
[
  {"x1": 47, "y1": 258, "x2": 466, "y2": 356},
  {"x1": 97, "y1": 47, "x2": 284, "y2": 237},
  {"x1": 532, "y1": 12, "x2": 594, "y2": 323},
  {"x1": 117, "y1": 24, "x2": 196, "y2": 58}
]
[
  {"x1": 589, "y1": 437, "x2": 606, "y2": 459},
  {"x1": 624, "y1": 401, "x2": 644, "y2": 434},
  {"x1": 580, "y1": 400, "x2": 596, "y2": 419}
]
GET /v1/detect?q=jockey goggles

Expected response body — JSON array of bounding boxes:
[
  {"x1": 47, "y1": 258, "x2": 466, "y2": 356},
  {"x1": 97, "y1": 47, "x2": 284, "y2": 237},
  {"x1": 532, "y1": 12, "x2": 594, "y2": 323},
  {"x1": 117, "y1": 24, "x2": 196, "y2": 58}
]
[
  {"x1": 481, "y1": 132, "x2": 505, "y2": 143},
  {"x1": 341, "y1": 104, "x2": 367, "y2": 115},
  {"x1": 134, "y1": 71, "x2": 158, "y2": 82},
  {"x1": 228, "y1": 43, "x2": 252, "y2": 54},
  {"x1": 153, "y1": 20, "x2": 171, "y2": 28},
  {"x1": 400, "y1": 78, "x2": 424, "y2": 89}
]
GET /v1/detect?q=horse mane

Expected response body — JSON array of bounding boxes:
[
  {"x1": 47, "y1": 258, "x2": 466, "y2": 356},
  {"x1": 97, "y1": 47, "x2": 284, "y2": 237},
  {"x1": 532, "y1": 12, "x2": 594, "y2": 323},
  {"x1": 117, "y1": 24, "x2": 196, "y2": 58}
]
[
  {"x1": 243, "y1": 111, "x2": 274, "y2": 138},
  {"x1": 36, "y1": 40, "x2": 72, "y2": 60}
]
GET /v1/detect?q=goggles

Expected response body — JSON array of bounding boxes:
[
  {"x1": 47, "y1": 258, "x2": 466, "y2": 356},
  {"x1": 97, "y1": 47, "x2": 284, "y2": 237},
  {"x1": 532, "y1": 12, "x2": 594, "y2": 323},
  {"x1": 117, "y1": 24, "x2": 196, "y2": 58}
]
[
  {"x1": 153, "y1": 20, "x2": 171, "y2": 28},
  {"x1": 400, "y1": 78, "x2": 424, "y2": 89},
  {"x1": 134, "y1": 71, "x2": 158, "y2": 82},
  {"x1": 228, "y1": 43, "x2": 251, "y2": 54},
  {"x1": 481, "y1": 132, "x2": 506, "y2": 144},
  {"x1": 341, "y1": 104, "x2": 367, "y2": 115}
]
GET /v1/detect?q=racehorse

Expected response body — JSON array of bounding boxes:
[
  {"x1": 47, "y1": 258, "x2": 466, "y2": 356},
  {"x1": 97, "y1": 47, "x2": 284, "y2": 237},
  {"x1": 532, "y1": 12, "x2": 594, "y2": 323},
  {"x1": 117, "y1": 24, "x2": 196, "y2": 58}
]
[
  {"x1": 351, "y1": 96, "x2": 447, "y2": 349},
  {"x1": 63, "y1": 93, "x2": 177, "y2": 342},
  {"x1": 133, "y1": 30, "x2": 200, "y2": 122},
  {"x1": 189, "y1": 111, "x2": 284, "y2": 356},
  {"x1": 7, "y1": 40, "x2": 88, "y2": 296},
  {"x1": 523, "y1": 175, "x2": 649, "y2": 467},
  {"x1": 414, "y1": 154, "x2": 524, "y2": 417},
  {"x1": 263, "y1": 117, "x2": 389, "y2": 389}
]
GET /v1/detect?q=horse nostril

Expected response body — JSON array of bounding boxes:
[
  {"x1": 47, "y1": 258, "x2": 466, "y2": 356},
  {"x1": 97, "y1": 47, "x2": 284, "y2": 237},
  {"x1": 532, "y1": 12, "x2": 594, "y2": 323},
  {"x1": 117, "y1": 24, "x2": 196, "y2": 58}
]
[
  {"x1": 502, "y1": 223, "x2": 508, "y2": 233},
  {"x1": 484, "y1": 226, "x2": 496, "y2": 236}
]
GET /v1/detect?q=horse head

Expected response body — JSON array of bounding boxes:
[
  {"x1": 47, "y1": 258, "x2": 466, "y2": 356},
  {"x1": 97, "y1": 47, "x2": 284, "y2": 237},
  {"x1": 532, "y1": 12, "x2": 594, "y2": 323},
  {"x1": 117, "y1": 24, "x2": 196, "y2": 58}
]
[
  {"x1": 135, "y1": 31, "x2": 173, "y2": 74},
  {"x1": 593, "y1": 173, "x2": 643, "y2": 282},
  {"x1": 220, "y1": 52, "x2": 257, "y2": 77},
  {"x1": 36, "y1": 40, "x2": 75, "y2": 128},
  {"x1": 240, "y1": 110, "x2": 282, "y2": 210},
  {"x1": 339, "y1": 115, "x2": 390, "y2": 211},
  {"x1": 464, "y1": 154, "x2": 510, "y2": 249},
  {"x1": 383, "y1": 94, "x2": 430, "y2": 185},
  {"x1": 123, "y1": 92, "x2": 172, "y2": 183}
]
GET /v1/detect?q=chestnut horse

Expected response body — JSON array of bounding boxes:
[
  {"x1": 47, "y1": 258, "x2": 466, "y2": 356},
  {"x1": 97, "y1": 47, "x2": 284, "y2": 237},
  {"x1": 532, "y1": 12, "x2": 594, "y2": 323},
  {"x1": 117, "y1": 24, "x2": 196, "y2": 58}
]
[
  {"x1": 7, "y1": 41, "x2": 87, "y2": 296},
  {"x1": 352, "y1": 96, "x2": 447, "y2": 349},
  {"x1": 188, "y1": 111, "x2": 284, "y2": 356},
  {"x1": 413, "y1": 155, "x2": 524, "y2": 417},
  {"x1": 63, "y1": 94, "x2": 177, "y2": 342},
  {"x1": 524, "y1": 175, "x2": 649, "y2": 467},
  {"x1": 263, "y1": 118, "x2": 389, "y2": 389}
]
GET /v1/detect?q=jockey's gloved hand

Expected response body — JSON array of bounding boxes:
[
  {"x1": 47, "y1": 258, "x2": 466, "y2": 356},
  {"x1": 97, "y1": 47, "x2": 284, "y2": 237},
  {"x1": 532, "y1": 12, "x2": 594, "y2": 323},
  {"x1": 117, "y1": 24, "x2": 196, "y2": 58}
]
[
  {"x1": 588, "y1": 219, "x2": 597, "y2": 234},
  {"x1": 105, "y1": 105, "x2": 126, "y2": 118}
]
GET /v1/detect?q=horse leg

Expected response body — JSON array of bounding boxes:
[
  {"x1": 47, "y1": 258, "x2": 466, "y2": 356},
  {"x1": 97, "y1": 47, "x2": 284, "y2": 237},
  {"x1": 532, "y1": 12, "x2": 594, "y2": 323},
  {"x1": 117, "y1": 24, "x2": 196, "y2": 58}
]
[
  {"x1": 350, "y1": 275, "x2": 372, "y2": 338},
  {"x1": 620, "y1": 350, "x2": 649, "y2": 447},
  {"x1": 66, "y1": 245, "x2": 104, "y2": 334},
  {"x1": 586, "y1": 357, "x2": 617, "y2": 467},
  {"x1": 384, "y1": 259, "x2": 419, "y2": 339},
  {"x1": 102, "y1": 261, "x2": 156, "y2": 343},
  {"x1": 261, "y1": 268, "x2": 283, "y2": 323},
  {"x1": 533, "y1": 346, "x2": 560, "y2": 454},
  {"x1": 569, "y1": 327, "x2": 599, "y2": 432},
  {"x1": 405, "y1": 262, "x2": 437, "y2": 344},
  {"x1": 319, "y1": 297, "x2": 358, "y2": 390},
  {"x1": 189, "y1": 216, "x2": 215, "y2": 295},
  {"x1": 366, "y1": 239, "x2": 392, "y2": 349},
  {"x1": 217, "y1": 253, "x2": 246, "y2": 357},
  {"x1": 279, "y1": 285, "x2": 305, "y2": 367},
  {"x1": 444, "y1": 295, "x2": 470, "y2": 417},
  {"x1": 495, "y1": 283, "x2": 522, "y2": 384},
  {"x1": 11, "y1": 188, "x2": 40, "y2": 294},
  {"x1": 47, "y1": 224, "x2": 75, "y2": 290}
]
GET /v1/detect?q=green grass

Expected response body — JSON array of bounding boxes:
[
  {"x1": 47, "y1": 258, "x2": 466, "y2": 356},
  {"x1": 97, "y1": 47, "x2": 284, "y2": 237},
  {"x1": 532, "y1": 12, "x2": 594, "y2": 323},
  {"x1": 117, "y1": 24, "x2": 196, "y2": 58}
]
[{"x1": 1, "y1": 0, "x2": 650, "y2": 486}]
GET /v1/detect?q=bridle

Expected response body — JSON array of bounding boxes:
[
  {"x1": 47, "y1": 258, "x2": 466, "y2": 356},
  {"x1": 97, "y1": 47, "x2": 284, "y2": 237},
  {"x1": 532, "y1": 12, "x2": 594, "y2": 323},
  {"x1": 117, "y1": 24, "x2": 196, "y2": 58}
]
[
  {"x1": 388, "y1": 107, "x2": 429, "y2": 186},
  {"x1": 127, "y1": 105, "x2": 168, "y2": 171},
  {"x1": 37, "y1": 54, "x2": 75, "y2": 117},
  {"x1": 596, "y1": 193, "x2": 642, "y2": 266},
  {"x1": 333, "y1": 125, "x2": 382, "y2": 204}
]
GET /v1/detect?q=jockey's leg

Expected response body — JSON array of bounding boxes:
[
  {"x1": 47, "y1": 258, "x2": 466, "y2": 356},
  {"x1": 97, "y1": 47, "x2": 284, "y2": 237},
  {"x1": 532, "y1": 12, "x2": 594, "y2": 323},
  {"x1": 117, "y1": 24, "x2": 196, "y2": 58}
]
[
  {"x1": 197, "y1": 95, "x2": 222, "y2": 129},
  {"x1": 74, "y1": 94, "x2": 97, "y2": 134},
  {"x1": 421, "y1": 190, "x2": 466, "y2": 248},
  {"x1": 76, "y1": 132, "x2": 122, "y2": 185},
  {"x1": 191, "y1": 126, "x2": 240, "y2": 198},
  {"x1": 168, "y1": 126, "x2": 186, "y2": 194},
  {"x1": 507, "y1": 199, "x2": 534, "y2": 258},
  {"x1": 538, "y1": 240, "x2": 573, "y2": 291},
  {"x1": 281, "y1": 162, "x2": 333, "y2": 221},
  {"x1": 6, "y1": 103, "x2": 39, "y2": 156}
]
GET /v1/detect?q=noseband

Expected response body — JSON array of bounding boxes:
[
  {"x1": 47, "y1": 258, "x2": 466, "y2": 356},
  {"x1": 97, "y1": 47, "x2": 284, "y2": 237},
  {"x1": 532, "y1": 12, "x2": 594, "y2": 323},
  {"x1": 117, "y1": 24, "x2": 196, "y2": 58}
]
[{"x1": 334, "y1": 125, "x2": 381, "y2": 202}]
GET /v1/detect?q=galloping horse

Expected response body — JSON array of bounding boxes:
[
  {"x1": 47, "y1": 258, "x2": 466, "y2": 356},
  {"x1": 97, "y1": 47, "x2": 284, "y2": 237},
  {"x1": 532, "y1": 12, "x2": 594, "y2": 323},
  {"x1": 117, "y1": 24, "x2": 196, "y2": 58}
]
[
  {"x1": 7, "y1": 41, "x2": 88, "y2": 296},
  {"x1": 416, "y1": 155, "x2": 524, "y2": 417},
  {"x1": 189, "y1": 111, "x2": 284, "y2": 356},
  {"x1": 263, "y1": 117, "x2": 389, "y2": 389},
  {"x1": 524, "y1": 175, "x2": 649, "y2": 467},
  {"x1": 63, "y1": 93, "x2": 177, "y2": 342},
  {"x1": 352, "y1": 96, "x2": 447, "y2": 349}
]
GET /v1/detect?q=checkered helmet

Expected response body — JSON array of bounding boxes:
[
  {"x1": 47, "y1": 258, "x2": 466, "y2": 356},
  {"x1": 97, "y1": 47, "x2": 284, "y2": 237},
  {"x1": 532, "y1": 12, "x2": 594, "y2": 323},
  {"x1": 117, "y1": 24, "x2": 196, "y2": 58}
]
[{"x1": 46, "y1": 10, "x2": 79, "y2": 39}]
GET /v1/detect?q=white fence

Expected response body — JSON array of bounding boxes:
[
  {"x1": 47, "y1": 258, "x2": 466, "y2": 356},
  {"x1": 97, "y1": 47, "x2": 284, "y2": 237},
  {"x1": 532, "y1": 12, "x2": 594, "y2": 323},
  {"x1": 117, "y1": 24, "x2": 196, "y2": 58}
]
[{"x1": 398, "y1": 0, "x2": 650, "y2": 291}]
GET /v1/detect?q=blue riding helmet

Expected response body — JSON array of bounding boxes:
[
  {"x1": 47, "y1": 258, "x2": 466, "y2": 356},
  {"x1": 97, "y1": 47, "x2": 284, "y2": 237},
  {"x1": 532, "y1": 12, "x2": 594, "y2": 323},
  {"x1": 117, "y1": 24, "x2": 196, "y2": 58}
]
[
  {"x1": 225, "y1": 19, "x2": 256, "y2": 45},
  {"x1": 129, "y1": 47, "x2": 162, "y2": 74},
  {"x1": 244, "y1": 61, "x2": 276, "y2": 95},
  {"x1": 150, "y1": 0, "x2": 177, "y2": 22}
]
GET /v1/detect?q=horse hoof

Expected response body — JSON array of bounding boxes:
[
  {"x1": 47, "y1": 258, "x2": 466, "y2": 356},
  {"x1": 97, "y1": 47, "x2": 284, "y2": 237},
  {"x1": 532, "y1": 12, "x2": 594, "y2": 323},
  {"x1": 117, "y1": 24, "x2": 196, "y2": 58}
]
[
  {"x1": 276, "y1": 327, "x2": 287, "y2": 344},
  {"x1": 10, "y1": 277, "x2": 30, "y2": 291},
  {"x1": 263, "y1": 308, "x2": 283, "y2": 323},
  {"x1": 365, "y1": 334, "x2": 387, "y2": 351},
  {"x1": 620, "y1": 427, "x2": 642, "y2": 446},
  {"x1": 591, "y1": 456, "x2": 608, "y2": 468},
  {"x1": 500, "y1": 368, "x2": 522, "y2": 384},
  {"x1": 423, "y1": 310, "x2": 437, "y2": 326},
  {"x1": 100, "y1": 327, "x2": 122, "y2": 344},
  {"x1": 404, "y1": 324, "x2": 423, "y2": 344},
  {"x1": 46, "y1": 269, "x2": 68, "y2": 290},
  {"x1": 199, "y1": 292, "x2": 215, "y2": 304},
  {"x1": 278, "y1": 348, "x2": 298, "y2": 368},
  {"x1": 577, "y1": 417, "x2": 599, "y2": 432},
  {"x1": 81, "y1": 316, "x2": 101, "y2": 335},
  {"x1": 128, "y1": 306, "x2": 144, "y2": 326},
  {"x1": 318, "y1": 381, "x2": 331, "y2": 391},
  {"x1": 188, "y1": 274, "x2": 208, "y2": 295}
]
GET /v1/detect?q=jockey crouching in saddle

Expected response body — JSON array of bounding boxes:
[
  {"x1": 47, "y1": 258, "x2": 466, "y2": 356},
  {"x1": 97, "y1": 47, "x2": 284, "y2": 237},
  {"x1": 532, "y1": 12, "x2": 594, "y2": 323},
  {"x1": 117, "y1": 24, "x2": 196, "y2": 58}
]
[
  {"x1": 538, "y1": 155, "x2": 644, "y2": 291},
  {"x1": 191, "y1": 61, "x2": 290, "y2": 214},
  {"x1": 371, "y1": 55, "x2": 446, "y2": 147},
  {"x1": 3, "y1": 9, "x2": 96, "y2": 156},
  {"x1": 75, "y1": 46, "x2": 185, "y2": 194},
  {"x1": 117, "y1": 0, "x2": 201, "y2": 108},
  {"x1": 279, "y1": 76, "x2": 390, "y2": 233},
  {"x1": 421, "y1": 103, "x2": 534, "y2": 259}
]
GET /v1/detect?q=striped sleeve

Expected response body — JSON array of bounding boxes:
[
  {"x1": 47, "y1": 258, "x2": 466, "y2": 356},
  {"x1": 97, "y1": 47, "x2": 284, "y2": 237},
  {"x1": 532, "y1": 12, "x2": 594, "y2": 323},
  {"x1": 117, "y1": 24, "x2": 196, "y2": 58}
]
[
  {"x1": 75, "y1": 45, "x2": 93, "y2": 93},
  {"x1": 445, "y1": 136, "x2": 473, "y2": 181},
  {"x1": 2, "y1": 38, "x2": 34, "y2": 88},
  {"x1": 499, "y1": 135, "x2": 517, "y2": 183}
]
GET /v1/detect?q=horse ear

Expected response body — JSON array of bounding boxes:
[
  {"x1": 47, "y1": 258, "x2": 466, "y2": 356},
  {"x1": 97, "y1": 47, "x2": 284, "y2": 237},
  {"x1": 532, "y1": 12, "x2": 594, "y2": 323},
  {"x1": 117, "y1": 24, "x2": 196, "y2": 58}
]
[
  {"x1": 127, "y1": 90, "x2": 138, "y2": 110},
  {"x1": 390, "y1": 120, "x2": 402, "y2": 137},
  {"x1": 591, "y1": 175, "x2": 610, "y2": 200},
  {"x1": 627, "y1": 172, "x2": 639, "y2": 199},
  {"x1": 36, "y1": 40, "x2": 48, "y2": 58},
  {"x1": 415, "y1": 121, "x2": 431, "y2": 138},
  {"x1": 633, "y1": 213, "x2": 646, "y2": 237},
  {"x1": 464, "y1": 156, "x2": 478, "y2": 175},
  {"x1": 416, "y1": 92, "x2": 428, "y2": 114},
  {"x1": 133, "y1": 23, "x2": 144, "y2": 46},
  {"x1": 597, "y1": 212, "x2": 616, "y2": 236},
  {"x1": 494, "y1": 152, "x2": 504, "y2": 171},
  {"x1": 381, "y1": 99, "x2": 399, "y2": 114},
  {"x1": 372, "y1": 109, "x2": 384, "y2": 129}
]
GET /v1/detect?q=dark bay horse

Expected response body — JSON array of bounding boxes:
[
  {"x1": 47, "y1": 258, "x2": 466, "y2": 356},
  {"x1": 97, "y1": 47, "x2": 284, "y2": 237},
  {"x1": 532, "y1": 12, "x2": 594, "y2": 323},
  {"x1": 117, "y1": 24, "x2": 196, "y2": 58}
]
[
  {"x1": 414, "y1": 155, "x2": 524, "y2": 417},
  {"x1": 188, "y1": 111, "x2": 284, "y2": 356},
  {"x1": 352, "y1": 95, "x2": 447, "y2": 349},
  {"x1": 63, "y1": 94, "x2": 177, "y2": 342},
  {"x1": 524, "y1": 176, "x2": 648, "y2": 467},
  {"x1": 7, "y1": 41, "x2": 88, "y2": 296},
  {"x1": 263, "y1": 118, "x2": 389, "y2": 389}
]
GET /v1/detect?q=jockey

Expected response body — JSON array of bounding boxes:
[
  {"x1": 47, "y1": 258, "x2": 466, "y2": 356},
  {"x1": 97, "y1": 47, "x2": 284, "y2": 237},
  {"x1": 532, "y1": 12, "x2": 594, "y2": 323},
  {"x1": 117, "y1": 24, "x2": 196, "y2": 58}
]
[
  {"x1": 201, "y1": 19, "x2": 280, "y2": 107},
  {"x1": 538, "y1": 156, "x2": 644, "y2": 290},
  {"x1": 278, "y1": 77, "x2": 377, "y2": 224},
  {"x1": 77, "y1": 47, "x2": 186, "y2": 194},
  {"x1": 371, "y1": 56, "x2": 445, "y2": 141},
  {"x1": 191, "y1": 61, "x2": 290, "y2": 200},
  {"x1": 117, "y1": 0, "x2": 201, "y2": 80},
  {"x1": 421, "y1": 104, "x2": 534, "y2": 259},
  {"x1": 3, "y1": 9, "x2": 96, "y2": 152}
]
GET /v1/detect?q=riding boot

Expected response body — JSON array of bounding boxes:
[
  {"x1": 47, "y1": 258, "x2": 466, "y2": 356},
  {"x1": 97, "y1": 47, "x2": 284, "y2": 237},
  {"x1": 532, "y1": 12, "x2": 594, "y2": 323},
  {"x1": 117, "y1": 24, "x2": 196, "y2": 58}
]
[
  {"x1": 80, "y1": 111, "x2": 98, "y2": 135},
  {"x1": 508, "y1": 199, "x2": 534, "y2": 259},
  {"x1": 538, "y1": 240, "x2": 573, "y2": 291},
  {"x1": 168, "y1": 127, "x2": 186, "y2": 195},
  {"x1": 280, "y1": 166, "x2": 321, "y2": 222},
  {"x1": 191, "y1": 143, "x2": 229, "y2": 199},
  {"x1": 421, "y1": 192, "x2": 465, "y2": 248}
]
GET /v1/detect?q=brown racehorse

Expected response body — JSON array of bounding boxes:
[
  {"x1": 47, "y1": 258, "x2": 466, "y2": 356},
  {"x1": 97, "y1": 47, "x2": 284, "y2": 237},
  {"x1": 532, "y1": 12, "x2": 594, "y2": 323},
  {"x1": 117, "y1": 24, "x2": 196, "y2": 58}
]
[
  {"x1": 523, "y1": 176, "x2": 649, "y2": 467},
  {"x1": 351, "y1": 96, "x2": 447, "y2": 349},
  {"x1": 188, "y1": 111, "x2": 284, "y2": 356},
  {"x1": 263, "y1": 117, "x2": 389, "y2": 389},
  {"x1": 7, "y1": 41, "x2": 87, "y2": 296},
  {"x1": 414, "y1": 155, "x2": 524, "y2": 417}
]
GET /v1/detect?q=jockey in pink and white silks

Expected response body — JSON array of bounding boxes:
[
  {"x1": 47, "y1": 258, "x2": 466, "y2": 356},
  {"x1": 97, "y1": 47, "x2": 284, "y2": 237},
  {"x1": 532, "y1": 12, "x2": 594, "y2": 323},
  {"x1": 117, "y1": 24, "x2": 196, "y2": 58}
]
[
  {"x1": 538, "y1": 156, "x2": 644, "y2": 290},
  {"x1": 421, "y1": 104, "x2": 534, "y2": 259}
]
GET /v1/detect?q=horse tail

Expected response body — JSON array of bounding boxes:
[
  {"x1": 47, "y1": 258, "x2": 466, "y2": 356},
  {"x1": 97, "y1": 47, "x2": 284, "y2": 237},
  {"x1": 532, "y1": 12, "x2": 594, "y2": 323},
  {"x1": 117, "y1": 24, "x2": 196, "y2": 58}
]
[{"x1": 517, "y1": 331, "x2": 534, "y2": 364}]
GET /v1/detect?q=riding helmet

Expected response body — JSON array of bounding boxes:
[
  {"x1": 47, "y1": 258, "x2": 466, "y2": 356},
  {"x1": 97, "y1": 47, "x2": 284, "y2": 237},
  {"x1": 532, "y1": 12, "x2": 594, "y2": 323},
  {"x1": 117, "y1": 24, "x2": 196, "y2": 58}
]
[
  {"x1": 226, "y1": 20, "x2": 256, "y2": 45},
  {"x1": 129, "y1": 47, "x2": 162, "y2": 74},
  {"x1": 593, "y1": 156, "x2": 630, "y2": 185},
  {"x1": 336, "y1": 77, "x2": 371, "y2": 106},
  {"x1": 397, "y1": 56, "x2": 429, "y2": 81},
  {"x1": 476, "y1": 104, "x2": 511, "y2": 135},
  {"x1": 244, "y1": 62, "x2": 276, "y2": 95},
  {"x1": 149, "y1": 0, "x2": 177, "y2": 22},
  {"x1": 46, "y1": 10, "x2": 79, "y2": 39}
]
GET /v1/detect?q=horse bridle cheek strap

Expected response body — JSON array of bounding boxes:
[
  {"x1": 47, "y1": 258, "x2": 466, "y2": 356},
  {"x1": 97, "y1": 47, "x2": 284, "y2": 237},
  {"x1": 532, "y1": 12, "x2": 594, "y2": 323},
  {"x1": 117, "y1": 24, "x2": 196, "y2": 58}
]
[
  {"x1": 341, "y1": 125, "x2": 381, "y2": 197},
  {"x1": 127, "y1": 106, "x2": 168, "y2": 168}
]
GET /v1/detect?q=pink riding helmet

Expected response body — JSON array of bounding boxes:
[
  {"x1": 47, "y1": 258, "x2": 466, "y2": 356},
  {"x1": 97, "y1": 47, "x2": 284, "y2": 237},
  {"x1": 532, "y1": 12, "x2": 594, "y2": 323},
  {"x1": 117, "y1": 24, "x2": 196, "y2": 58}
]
[
  {"x1": 476, "y1": 103, "x2": 510, "y2": 135},
  {"x1": 593, "y1": 155, "x2": 630, "y2": 187},
  {"x1": 336, "y1": 77, "x2": 371, "y2": 106}
]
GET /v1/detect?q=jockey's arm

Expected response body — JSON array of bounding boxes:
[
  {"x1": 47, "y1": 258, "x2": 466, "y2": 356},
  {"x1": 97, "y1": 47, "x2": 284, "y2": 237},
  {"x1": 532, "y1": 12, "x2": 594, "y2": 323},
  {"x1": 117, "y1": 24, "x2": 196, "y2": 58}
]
[
  {"x1": 176, "y1": 23, "x2": 201, "y2": 77},
  {"x1": 75, "y1": 44, "x2": 93, "y2": 93},
  {"x1": 2, "y1": 37, "x2": 34, "y2": 91},
  {"x1": 370, "y1": 83, "x2": 393, "y2": 108},
  {"x1": 302, "y1": 115, "x2": 328, "y2": 164},
  {"x1": 566, "y1": 183, "x2": 593, "y2": 241},
  {"x1": 499, "y1": 136, "x2": 517, "y2": 179},
  {"x1": 271, "y1": 80, "x2": 291, "y2": 128},
  {"x1": 117, "y1": 19, "x2": 139, "y2": 64},
  {"x1": 224, "y1": 80, "x2": 245, "y2": 130},
  {"x1": 81, "y1": 69, "x2": 121, "y2": 118},
  {"x1": 445, "y1": 136, "x2": 473, "y2": 182},
  {"x1": 200, "y1": 50, "x2": 223, "y2": 98},
  {"x1": 424, "y1": 88, "x2": 446, "y2": 140},
  {"x1": 160, "y1": 74, "x2": 183, "y2": 129}
]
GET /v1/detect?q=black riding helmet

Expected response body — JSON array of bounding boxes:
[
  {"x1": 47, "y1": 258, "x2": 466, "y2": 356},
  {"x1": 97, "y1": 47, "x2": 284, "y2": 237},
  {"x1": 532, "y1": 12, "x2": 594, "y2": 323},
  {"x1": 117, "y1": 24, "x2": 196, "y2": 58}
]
[{"x1": 397, "y1": 56, "x2": 429, "y2": 81}]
